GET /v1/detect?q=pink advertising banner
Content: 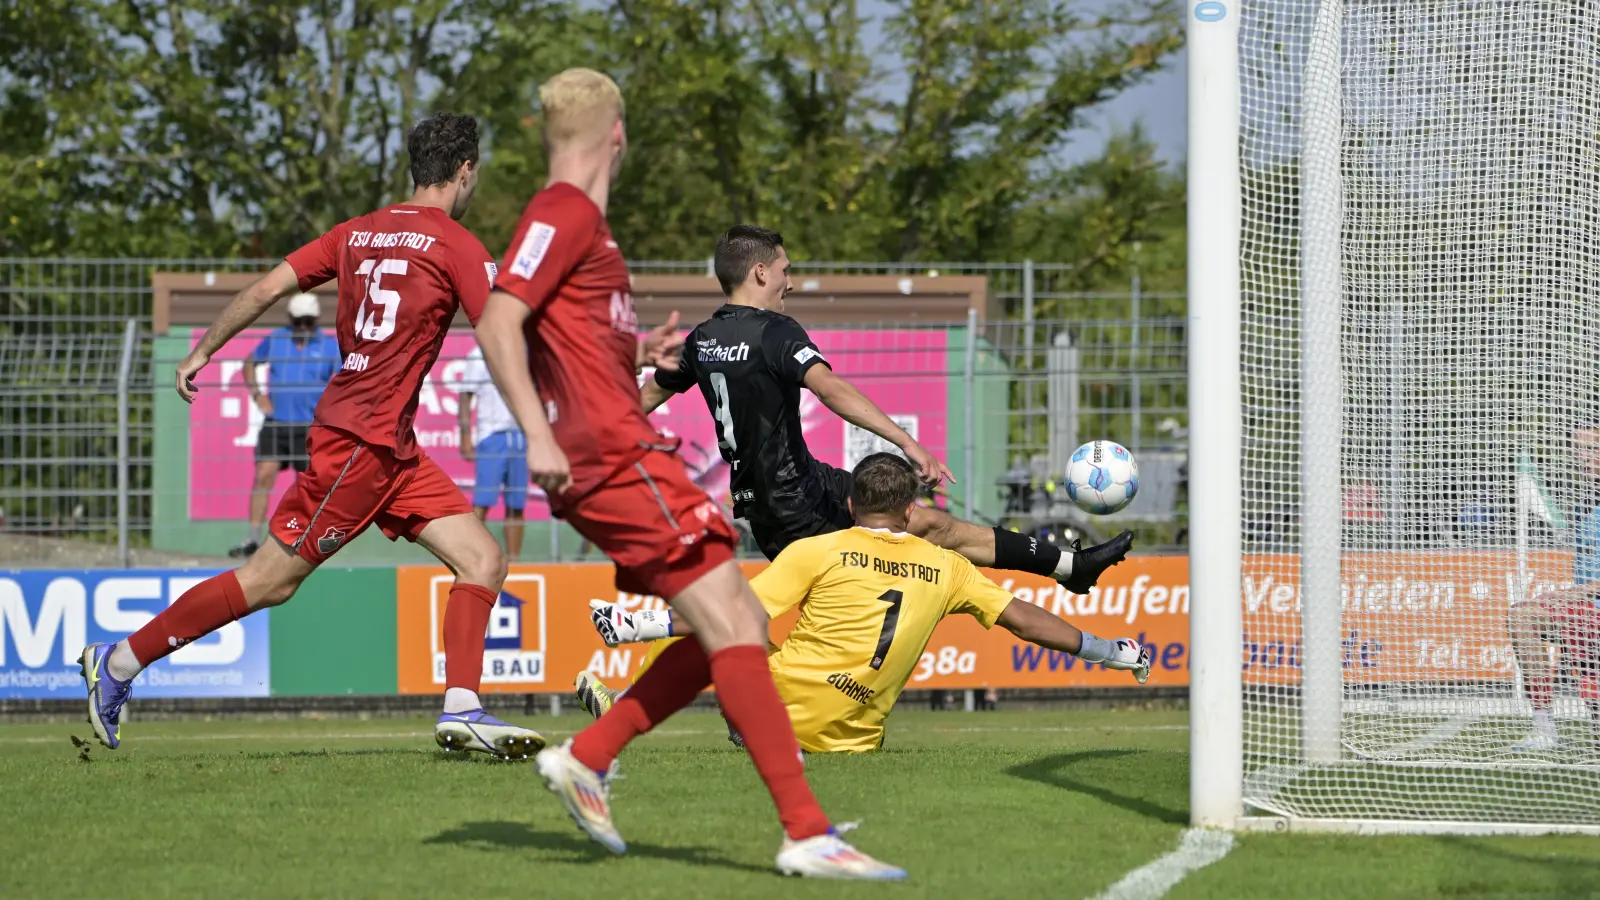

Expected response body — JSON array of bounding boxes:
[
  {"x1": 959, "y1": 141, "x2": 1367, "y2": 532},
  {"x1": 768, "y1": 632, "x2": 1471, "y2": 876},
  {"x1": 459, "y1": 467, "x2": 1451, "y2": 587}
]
[{"x1": 187, "y1": 328, "x2": 950, "y2": 521}]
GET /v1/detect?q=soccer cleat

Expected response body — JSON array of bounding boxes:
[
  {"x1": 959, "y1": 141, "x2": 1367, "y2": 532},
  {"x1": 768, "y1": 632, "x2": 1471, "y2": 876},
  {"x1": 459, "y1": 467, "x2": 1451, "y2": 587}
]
[
  {"x1": 79, "y1": 643, "x2": 132, "y2": 750},
  {"x1": 227, "y1": 539, "x2": 259, "y2": 559},
  {"x1": 1100, "y1": 639, "x2": 1154, "y2": 684},
  {"x1": 573, "y1": 671, "x2": 617, "y2": 720},
  {"x1": 434, "y1": 709, "x2": 546, "y2": 759},
  {"x1": 1060, "y1": 530, "x2": 1134, "y2": 595},
  {"x1": 776, "y1": 829, "x2": 908, "y2": 881},
  {"x1": 536, "y1": 740, "x2": 626, "y2": 854}
]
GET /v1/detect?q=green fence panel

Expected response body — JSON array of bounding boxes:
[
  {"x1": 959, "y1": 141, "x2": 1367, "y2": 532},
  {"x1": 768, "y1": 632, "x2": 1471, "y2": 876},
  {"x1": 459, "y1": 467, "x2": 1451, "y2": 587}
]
[{"x1": 268, "y1": 567, "x2": 398, "y2": 695}]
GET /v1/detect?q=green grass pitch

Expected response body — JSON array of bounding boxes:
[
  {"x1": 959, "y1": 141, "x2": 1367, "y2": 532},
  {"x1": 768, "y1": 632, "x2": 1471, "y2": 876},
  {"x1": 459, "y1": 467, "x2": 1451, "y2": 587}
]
[{"x1": 2, "y1": 709, "x2": 1598, "y2": 899}]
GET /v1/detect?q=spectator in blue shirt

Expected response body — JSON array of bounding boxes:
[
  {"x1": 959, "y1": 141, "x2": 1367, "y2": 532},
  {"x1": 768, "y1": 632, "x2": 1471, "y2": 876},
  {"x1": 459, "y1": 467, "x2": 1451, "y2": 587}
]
[{"x1": 232, "y1": 293, "x2": 341, "y2": 557}]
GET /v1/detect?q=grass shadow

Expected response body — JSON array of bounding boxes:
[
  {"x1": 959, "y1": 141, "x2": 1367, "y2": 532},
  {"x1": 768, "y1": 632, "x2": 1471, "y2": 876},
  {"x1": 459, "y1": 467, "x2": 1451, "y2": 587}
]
[
  {"x1": 1429, "y1": 836, "x2": 1600, "y2": 900},
  {"x1": 423, "y1": 821, "x2": 770, "y2": 874},
  {"x1": 1006, "y1": 749, "x2": 1187, "y2": 825}
]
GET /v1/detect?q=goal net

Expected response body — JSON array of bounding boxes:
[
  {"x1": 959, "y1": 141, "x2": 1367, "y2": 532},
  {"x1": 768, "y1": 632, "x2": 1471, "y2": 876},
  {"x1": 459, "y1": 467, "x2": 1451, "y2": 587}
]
[{"x1": 1238, "y1": 0, "x2": 1600, "y2": 830}]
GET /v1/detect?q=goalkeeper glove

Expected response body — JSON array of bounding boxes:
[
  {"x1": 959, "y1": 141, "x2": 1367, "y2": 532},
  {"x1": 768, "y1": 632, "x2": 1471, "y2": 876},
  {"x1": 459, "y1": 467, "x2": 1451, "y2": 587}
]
[
  {"x1": 1101, "y1": 638, "x2": 1153, "y2": 684},
  {"x1": 589, "y1": 599, "x2": 673, "y2": 647}
]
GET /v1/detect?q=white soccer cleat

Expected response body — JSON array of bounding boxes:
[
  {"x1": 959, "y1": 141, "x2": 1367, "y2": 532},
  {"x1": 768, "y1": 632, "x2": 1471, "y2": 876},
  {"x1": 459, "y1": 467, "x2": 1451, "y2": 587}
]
[
  {"x1": 1103, "y1": 638, "x2": 1153, "y2": 684},
  {"x1": 434, "y1": 709, "x2": 545, "y2": 759},
  {"x1": 536, "y1": 740, "x2": 626, "y2": 855},
  {"x1": 775, "y1": 830, "x2": 908, "y2": 881}
]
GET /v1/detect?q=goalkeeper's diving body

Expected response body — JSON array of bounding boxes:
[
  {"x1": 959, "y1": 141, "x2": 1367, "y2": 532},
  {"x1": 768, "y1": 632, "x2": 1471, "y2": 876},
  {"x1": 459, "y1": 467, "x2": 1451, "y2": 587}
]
[{"x1": 583, "y1": 452, "x2": 1152, "y2": 752}]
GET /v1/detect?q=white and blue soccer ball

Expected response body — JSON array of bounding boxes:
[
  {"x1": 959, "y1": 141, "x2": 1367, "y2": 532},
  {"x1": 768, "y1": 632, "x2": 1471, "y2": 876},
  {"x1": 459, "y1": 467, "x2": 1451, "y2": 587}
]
[{"x1": 1065, "y1": 440, "x2": 1139, "y2": 515}]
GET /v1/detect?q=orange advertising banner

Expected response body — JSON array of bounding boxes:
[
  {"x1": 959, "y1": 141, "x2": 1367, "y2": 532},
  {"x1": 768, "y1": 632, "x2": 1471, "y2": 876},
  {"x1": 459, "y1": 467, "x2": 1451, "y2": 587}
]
[
  {"x1": 396, "y1": 550, "x2": 1573, "y2": 693},
  {"x1": 1240, "y1": 550, "x2": 1574, "y2": 685},
  {"x1": 396, "y1": 558, "x2": 1193, "y2": 694}
]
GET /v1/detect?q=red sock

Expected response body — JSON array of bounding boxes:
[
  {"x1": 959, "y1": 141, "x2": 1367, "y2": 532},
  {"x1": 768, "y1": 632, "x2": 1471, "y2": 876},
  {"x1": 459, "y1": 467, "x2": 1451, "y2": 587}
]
[
  {"x1": 127, "y1": 570, "x2": 250, "y2": 666},
  {"x1": 710, "y1": 645, "x2": 830, "y2": 840},
  {"x1": 443, "y1": 583, "x2": 499, "y2": 694},
  {"x1": 1526, "y1": 670, "x2": 1554, "y2": 711},
  {"x1": 571, "y1": 637, "x2": 711, "y2": 772}
]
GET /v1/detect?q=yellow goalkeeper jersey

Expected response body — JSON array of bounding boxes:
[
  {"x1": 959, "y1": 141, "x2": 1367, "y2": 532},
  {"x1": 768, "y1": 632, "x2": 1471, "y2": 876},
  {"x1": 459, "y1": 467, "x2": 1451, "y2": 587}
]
[{"x1": 750, "y1": 526, "x2": 1016, "y2": 753}]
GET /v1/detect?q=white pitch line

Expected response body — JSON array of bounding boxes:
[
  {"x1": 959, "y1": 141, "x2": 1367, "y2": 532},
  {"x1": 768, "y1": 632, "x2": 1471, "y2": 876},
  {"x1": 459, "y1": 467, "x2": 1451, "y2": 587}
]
[{"x1": 1089, "y1": 828, "x2": 1236, "y2": 900}]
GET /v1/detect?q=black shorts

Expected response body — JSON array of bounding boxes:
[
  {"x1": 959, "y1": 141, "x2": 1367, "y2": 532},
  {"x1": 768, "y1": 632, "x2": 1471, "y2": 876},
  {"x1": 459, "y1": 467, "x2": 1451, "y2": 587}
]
[
  {"x1": 256, "y1": 420, "x2": 311, "y2": 472},
  {"x1": 748, "y1": 463, "x2": 854, "y2": 561}
]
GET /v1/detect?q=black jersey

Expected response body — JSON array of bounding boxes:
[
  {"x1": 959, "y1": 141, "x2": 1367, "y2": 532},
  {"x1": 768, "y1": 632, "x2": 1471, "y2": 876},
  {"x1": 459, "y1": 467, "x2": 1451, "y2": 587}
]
[{"x1": 654, "y1": 304, "x2": 833, "y2": 526}]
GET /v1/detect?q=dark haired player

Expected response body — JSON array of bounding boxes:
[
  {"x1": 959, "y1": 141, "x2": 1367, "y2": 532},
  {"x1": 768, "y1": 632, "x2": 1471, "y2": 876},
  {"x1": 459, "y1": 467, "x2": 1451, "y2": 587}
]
[
  {"x1": 643, "y1": 224, "x2": 1131, "y2": 581},
  {"x1": 579, "y1": 226, "x2": 1132, "y2": 697},
  {"x1": 79, "y1": 113, "x2": 545, "y2": 760},
  {"x1": 590, "y1": 453, "x2": 1152, "y2": 752}
]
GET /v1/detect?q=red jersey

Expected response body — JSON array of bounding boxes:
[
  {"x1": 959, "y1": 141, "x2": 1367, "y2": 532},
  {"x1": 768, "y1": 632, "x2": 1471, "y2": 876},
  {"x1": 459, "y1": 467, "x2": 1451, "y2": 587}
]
[
  {"x1": 493, "y1": 182, "x2": 673, "y2": 499},
  {"x1": 286, "y1": 204, "x2": 495, "y2": 459}
]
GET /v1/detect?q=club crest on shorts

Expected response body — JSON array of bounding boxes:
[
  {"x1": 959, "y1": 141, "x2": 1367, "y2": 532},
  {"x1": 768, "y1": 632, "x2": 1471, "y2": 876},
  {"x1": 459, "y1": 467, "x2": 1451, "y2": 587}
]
[{"x1": 317, "y1": 526, "x2": 346, "y2": 554}]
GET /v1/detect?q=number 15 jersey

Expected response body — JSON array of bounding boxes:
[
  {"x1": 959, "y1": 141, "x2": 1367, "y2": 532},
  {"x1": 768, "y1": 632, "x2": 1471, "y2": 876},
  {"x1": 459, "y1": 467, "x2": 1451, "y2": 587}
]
[
  {"x1": 750, "y1": 526, "x2": 1016, "y2": 752},
  {"x1": 285, "y1": 204, "x2": 496, "y2": 459}
]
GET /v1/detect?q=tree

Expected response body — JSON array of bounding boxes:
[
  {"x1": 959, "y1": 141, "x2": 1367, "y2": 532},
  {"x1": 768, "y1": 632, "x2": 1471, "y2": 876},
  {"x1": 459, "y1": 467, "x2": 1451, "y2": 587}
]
[{"x1": 2, "y1": 0, "x2": 1187, "y2": 274}]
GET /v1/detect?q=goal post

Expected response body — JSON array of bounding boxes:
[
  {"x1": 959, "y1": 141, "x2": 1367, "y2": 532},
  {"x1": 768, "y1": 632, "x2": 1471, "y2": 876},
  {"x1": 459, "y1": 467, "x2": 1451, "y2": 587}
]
[
  {"x1": 1193, "y1": 0, "x2": 1600, "y2": 834},
  {"x1": 1187, "y1": 0, "x2": 1244, "y2": 830}
]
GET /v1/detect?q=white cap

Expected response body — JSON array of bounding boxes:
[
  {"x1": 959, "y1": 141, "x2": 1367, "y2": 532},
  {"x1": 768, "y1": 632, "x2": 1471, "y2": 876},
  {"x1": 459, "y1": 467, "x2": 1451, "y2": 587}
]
[{"x1": 287, "y1": 293, "x2": 320, "y2": 319}]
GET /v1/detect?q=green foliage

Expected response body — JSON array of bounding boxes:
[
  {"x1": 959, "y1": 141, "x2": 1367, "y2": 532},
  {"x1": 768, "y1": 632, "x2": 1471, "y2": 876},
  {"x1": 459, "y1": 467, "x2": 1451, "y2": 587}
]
[{"x1": 2, "y1": 0, "x2": 1186, "y2": 288}]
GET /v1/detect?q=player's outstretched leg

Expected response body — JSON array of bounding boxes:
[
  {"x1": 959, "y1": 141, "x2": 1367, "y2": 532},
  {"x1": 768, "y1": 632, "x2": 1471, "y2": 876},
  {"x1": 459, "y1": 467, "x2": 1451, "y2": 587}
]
[
  {"x1": 542, "y1": 636, "x2": 715, "y2": 853},
  {"x1": 672, "y1": 561, "x2": 907, "y2": 880},
  {"x1": 1060, "y1": 531, "x2": 1135, "y2": 595},
  {"x1": 78, "y1": 542, "x2": 308, "y2": 749},
  {"x1": 907, "y1": 507, "x2": 1133, "y2": 595},
  {"x1": 415, "y1": 514, "x2": 545, "y2": 759}
]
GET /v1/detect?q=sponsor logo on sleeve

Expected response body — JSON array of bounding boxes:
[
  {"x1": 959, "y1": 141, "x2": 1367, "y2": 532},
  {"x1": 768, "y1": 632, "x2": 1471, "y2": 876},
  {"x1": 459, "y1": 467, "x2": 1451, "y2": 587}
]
[
  {"x1": 510, "y1": 222, "x2": 557, "y2": 279},
  {"x1": 794, "y1": 347, "x2": 822, "y2": 366},
  {"x1": 485, "y1": 261, "x2": 498, "y2": 289}
]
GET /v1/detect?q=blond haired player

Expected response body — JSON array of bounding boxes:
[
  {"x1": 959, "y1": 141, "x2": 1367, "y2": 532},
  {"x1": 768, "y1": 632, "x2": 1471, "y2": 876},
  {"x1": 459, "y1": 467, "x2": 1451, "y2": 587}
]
[
  {"x1": 474, "y1": 68, "x2": 904, "y2": 879},
  {"x1": 583, "y1": 453, "x2": 1152, "y2": 752}
]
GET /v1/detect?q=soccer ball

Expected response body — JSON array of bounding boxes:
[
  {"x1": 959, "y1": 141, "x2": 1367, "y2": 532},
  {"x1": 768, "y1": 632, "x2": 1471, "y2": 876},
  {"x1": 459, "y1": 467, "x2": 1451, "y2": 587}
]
[{"x1": 1065, "y1": 440, "x2": 1139, "y2": 515}]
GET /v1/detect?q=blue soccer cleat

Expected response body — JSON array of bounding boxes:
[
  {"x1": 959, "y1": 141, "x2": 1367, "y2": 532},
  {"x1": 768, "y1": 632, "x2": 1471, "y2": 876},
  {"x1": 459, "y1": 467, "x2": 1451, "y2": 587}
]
[
  {"x1": 434, "y1": 709, "x2": 546, "y2": 759},
  {"x1": 79, "y1": 643, "x2": 132, "y2": 750}
]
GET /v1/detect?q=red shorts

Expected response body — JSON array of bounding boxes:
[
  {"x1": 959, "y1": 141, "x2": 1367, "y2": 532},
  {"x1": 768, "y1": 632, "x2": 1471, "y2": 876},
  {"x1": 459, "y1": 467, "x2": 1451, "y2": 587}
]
[
  {"x1": 270, "y1": 425, "x2": 471, "y2": 565},
  {"x1": 1534, "y1": 597, "x2": 1600, "y2": 700},
  {"x1": 559, "y1": 450, "x2": 737, "y2": 598}
]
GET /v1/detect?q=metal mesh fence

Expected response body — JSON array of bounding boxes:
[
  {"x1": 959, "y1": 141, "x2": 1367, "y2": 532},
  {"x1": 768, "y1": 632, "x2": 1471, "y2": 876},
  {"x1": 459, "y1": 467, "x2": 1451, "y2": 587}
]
[{"x1": 0, "y1": 258, "x2": 1186, "y2": 566}]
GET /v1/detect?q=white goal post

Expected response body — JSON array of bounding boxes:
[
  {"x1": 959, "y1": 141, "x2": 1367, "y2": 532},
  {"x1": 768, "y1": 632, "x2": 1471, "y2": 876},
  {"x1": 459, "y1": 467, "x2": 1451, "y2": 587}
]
[{"x1": 1189, "y1": 0, "x2": 1600, "y2": 834}]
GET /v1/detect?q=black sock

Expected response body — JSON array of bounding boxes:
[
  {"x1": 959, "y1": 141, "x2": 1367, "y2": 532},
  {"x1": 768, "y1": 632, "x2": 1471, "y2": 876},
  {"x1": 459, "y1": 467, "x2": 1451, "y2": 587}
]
[{"x1": 991, "y1": 527, "x2": 1061, "y2": 576}]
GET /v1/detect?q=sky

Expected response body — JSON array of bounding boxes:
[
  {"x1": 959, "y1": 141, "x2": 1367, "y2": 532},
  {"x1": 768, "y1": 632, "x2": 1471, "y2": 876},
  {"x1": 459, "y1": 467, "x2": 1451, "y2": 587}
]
[
  {"x1": 854, "y1": 0, "x2": 1188, "y2": 167},
  {"x1": 1079, "y1": 48, "x2": 1187, "y2": 165}
]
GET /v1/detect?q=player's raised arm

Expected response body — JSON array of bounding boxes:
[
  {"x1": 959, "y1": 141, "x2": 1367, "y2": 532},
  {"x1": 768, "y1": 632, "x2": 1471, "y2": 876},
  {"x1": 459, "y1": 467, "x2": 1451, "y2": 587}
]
[
  {"x1": 801, "y1": 363, "x2": 955, "y2": 486},
  {"x1": 176, "y1": 261, "x2": 304, "y2": 404}
]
